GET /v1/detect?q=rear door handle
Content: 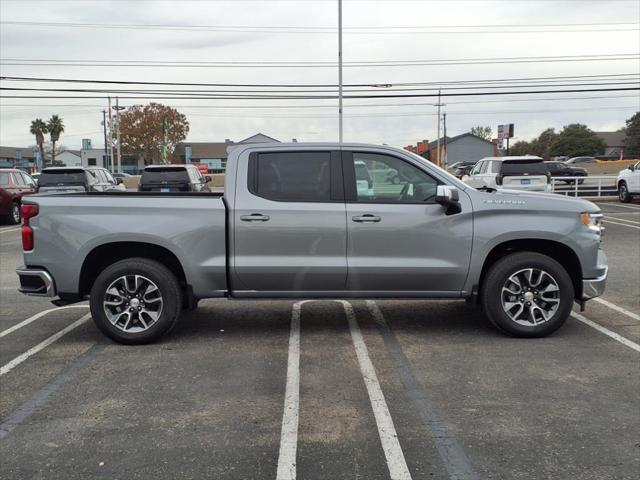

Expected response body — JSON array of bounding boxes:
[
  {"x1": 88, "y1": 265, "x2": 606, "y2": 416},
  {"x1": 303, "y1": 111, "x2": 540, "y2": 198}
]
[
  {"x1": 240, "y1": 213, "x2": 270, "y2": 222},
  {"x1": 352, "y1": 214, "x2": 381, "y2": 223}
]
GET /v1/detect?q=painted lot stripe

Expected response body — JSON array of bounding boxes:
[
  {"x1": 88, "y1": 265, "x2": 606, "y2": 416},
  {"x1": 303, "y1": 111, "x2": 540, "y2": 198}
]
[
  {"x1": 0, "y1": 227, "x2": 21, "y2": 234},
  {"x1": 603, "y1": 219, "x2": 640, "y2": 229},
  {"x1": 592, "y1": 298, "x2": 640, "y2": 322},
  {"x1": 601, "y1": 203, "x2": 640, "y2": 210},
  {"x1": 344, "y1": 300, "x2": 412, "y2": 480},
  {"x1": 0, "y1": 313, "x2": 91, "y2": 376},
  {"x1": 0, "y1": 343, "x2": 104, "y2": 440},
  {"x1": 276, "y1": 301, "x2": 301, "y2": 480},
  {"x1": 367, "y1": 300, "x2": 479, "y2": 480},
  {"x1": 604, "y1": 216, "x2": 640, "y2": 225},
  {"x1": 276, "y1": 300, "x2": 411, "y2": 480},
  {"x1": 572, "y1": 312, "x2": 640, "y2": 353},
  {"x1": 0, "y1": 305, "x2": 89, "y2": 338}
]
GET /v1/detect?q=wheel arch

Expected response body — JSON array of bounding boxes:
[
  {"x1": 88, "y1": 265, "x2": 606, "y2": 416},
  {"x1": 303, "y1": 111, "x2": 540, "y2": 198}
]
[
  {"x1": 79, "y1": 242, "x2": 188, "y2": 299},
  {"x1": 478, "y1": 239, "x2": 583, "y2": 300}
]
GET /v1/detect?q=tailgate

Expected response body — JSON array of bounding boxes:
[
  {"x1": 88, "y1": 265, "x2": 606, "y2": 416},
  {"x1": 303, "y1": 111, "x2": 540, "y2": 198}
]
[{"x1": 502, "y1": 175, "x2": 548, "y2": 189}]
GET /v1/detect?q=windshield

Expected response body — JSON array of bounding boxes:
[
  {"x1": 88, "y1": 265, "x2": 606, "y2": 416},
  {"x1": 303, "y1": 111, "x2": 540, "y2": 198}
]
[
  {"x1": 405, "y1": 150, "x2": 468, "y2": 189},
  {"x1": 38, "y1": 170, "x2": 86, "y2": 186}
]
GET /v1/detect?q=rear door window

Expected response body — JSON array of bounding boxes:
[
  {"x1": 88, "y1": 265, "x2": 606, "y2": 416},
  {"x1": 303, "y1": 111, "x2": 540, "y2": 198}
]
[
  {"x1": 249, "y1": 152, "x2": 332, "y2": 202},
  {"x1": 500, "y1": 160, "x2": 547, "y2": 176},
  {"x1": 38, "y1": 170, "x2": 87, "y2": 186},
  {"x1": 0, "y1": 173, "x2": 9, "y2": 185}
]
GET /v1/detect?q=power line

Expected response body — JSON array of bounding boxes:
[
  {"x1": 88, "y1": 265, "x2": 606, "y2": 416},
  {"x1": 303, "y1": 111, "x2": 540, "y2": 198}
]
[
  {"x1": 2, "y1": 53, "x2": 637, "y2": 68},
  {"x1": 2, "y1": 87, "x2": 638, "y2": 100},
  {"x1": 2, "y1": 73, "x2": 638, "y2": 89}
]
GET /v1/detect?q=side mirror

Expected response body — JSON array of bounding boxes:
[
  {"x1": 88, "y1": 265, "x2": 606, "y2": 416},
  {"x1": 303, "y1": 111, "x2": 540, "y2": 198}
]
[
  {"x1": 435, "y1": 185, "x2": 461, "y2": 215},
  {"x1": 628, "y1": 165, "x2": 634, "y2": 171},
  {"x1": 204, "y1": 175, "x2": 212, "y2": 182},
  {"x1": 116, "y1": 178, "x2": 123, "y2": 184}
]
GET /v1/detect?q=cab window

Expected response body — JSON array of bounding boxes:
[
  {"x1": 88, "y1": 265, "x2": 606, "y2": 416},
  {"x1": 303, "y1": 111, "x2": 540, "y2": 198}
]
[{"x1": 347, "y1": 152, "x2": 439, "y2": 204}]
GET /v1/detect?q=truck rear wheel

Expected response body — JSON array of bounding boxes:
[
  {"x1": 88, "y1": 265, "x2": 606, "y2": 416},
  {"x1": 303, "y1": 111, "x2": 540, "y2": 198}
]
[
  {"x1": 89, "y1": 258, "x2": 182, "y2": 344},
  {"x1": 481, "y1": 252, "x2": 574, "y2": 338}
]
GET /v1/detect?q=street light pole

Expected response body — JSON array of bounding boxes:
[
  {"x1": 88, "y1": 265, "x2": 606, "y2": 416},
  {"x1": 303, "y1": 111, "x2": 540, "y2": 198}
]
[
  {"x1": 102, "y1": 109, "x2": 109, "y2": 170},
  {"x1": 112, "y1": 97, "x2": 125, "y2": 174},
  {"x1": 338, "y1": 0, "x2": 343, "y2": 143},
  {"x1": 436, "y1": 90, "x2": 441, "y2": 166}
]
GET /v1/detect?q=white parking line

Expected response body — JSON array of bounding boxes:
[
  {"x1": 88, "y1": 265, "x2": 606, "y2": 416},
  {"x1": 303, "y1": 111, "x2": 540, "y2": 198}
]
[
  {"x1": 601, "y1": 203, "x2": 640, "y2": 210},
  {"x1": 276, "y1": 301, "x2": 301, "y2": 480},
  {"x1": 276, "y1": 301, "x2": 411, "y2": 480},
  {"x1": 604, "y1": 216, "x2": 640, "y2": 225},
  {"x1": 592, "y1": 298, "x2": 640, "y2": 322},
  {"x1": 0, "y1": 227, "x2": 21, "y2": 234},
  {"x1": 0, "y1": 305, "x2": 89, "y2": 338},
  {"x1": 603, "y1": 219, "x2": 640, "y2": 229},
  {"x1": 0, "y1": 313, "x2": 91, "y2": 376},
  {"x1": 343, "y1": 300, "x2": 412, "y2": 480},
  {"x1": 572, "y1": 312, "x2": 640, "y2": 353}
]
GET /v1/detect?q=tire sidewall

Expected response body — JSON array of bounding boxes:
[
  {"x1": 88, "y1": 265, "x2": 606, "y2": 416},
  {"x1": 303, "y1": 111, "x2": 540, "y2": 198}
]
[
  {"x1": 618, "y1": 182, "x2": 630, "y2": 203},
  {"x1": 482, "y1": 253, "x2": 574, "y2": 337},
  {"x1": 90, "y1": 258, "x2": 182, "y2": 344},
  {"x1": 9, "y1": 202, "x2": 21, "y2": 225}
]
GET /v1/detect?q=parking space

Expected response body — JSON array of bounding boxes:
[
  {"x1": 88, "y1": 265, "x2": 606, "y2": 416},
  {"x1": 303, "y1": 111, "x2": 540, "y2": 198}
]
[{"x1": 0, "y1": 200, "x2": 638, "y2": 479}]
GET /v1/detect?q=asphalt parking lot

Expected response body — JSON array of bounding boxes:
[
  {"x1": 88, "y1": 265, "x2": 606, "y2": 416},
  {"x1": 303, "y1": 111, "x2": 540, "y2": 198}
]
[{"x1": 0, "y1": 200, "x2": 638, "y2": 480}]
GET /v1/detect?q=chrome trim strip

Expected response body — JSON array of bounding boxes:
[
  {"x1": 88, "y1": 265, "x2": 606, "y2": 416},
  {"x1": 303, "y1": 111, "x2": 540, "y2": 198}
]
[
  {"x1": 16, "y1": 268, "x2": 56, "y2": 297},
  {"x1": 581, "y1": 267, "x2": 608, "y2": 301}
]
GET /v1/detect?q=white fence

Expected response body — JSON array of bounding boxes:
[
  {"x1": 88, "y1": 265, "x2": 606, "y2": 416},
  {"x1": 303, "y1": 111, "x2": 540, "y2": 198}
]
[{"x1": 550, "y1": 175, "x2": 618, "y2": 199}]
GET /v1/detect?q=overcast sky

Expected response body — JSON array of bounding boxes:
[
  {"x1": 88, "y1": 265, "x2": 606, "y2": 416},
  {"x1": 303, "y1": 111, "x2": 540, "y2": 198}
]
[{"x1": 1, "y1": 0, "x2": 638, "y2": 150}]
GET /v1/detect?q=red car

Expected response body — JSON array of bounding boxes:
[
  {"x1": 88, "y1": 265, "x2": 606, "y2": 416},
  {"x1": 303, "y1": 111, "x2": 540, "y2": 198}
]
[{"x1": 0, "y1": 169, "x2": 37, "y2": 224}]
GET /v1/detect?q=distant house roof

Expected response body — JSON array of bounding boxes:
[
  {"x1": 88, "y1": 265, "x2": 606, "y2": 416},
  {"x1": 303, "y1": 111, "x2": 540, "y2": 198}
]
[
  {"x1": 595, "y1": 131, "x2": 625, "y2": 147},
  {"x1": 0, "y1": 146, "x2": 36, "y2": 160},
  {"x1": 429, "y1": 133, "x2": 493, "y2": 149},
  {"x1": 238, "y1": 133, "x2": 280, "y2": 144},
  {"x1": 58, "y1": 149, "x2": 81, "y2": 157}
]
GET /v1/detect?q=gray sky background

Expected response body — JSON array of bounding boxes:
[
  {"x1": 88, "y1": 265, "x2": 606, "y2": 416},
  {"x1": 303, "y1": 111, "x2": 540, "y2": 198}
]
[{"x1": 1, "y1": 0, "x2": 639, "y2": 150}]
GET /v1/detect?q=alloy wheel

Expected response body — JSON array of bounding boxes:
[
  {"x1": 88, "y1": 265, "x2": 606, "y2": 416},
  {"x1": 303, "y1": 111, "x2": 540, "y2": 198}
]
[
  {"x1": 501, "y1": 268, "x2": 560, "y2": 326},
  {"x1": 103, "y1": 274, "x2": 163, "y2": 333}
]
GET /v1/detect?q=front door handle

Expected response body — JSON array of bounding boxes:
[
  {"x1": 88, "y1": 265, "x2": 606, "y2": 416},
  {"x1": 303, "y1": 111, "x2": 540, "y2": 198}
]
[
  {"x1": 352, "y1": 214, "x2": 381, "y2": 223},
  {"x1": 240, "y1": 213, "x2": 270, "y2": 222}
]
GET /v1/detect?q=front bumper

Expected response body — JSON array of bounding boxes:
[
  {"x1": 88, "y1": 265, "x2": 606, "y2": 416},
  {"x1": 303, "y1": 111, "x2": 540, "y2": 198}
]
[
  {"x1": 16, "y1": 267, "x2": 56, "y2": 297},
  {"x1": 581, "y1": 267, "x2": 608, "y2": 301}
]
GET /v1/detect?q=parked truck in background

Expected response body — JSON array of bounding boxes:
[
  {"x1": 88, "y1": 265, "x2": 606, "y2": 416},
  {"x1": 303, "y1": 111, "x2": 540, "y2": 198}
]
[{"x1": 16, "y1": 143, "x2": 607, "y2": 344}]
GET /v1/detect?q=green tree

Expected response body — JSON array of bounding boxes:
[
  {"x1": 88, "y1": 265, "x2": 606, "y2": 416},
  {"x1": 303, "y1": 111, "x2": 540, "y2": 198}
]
[
  {"x1": 119, "y1": 103, "x2": 189, "y2": 165},
  {"x1": 622, "y1": 112, "x2": 640, "y2": 156},
  {"x1": 470, "y1": 126, "x2": 493, "y2": 141},
  {"x1": 29, "y1": 118, "x2": 48, "y2": 168},
  {"x1": 530, "y1": 128, "x2": 558, "y2": 159},
  {"x1": 549, "y1": 124, "x2": 606, "y2": 158},
  {"x1": 47, "y1": 115, "x2": 65, "y2": 164},
  {"x1": 508, "y1": 140, "x2": 532, "y2": 156}
]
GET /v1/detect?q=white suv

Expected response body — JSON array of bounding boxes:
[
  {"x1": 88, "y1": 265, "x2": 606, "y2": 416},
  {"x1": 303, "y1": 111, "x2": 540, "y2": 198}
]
[
  {"x1": 617, "y1": 161, "x2": 640, "y2": 203},
  {"x1": 462, "y1": 156, "x2": 551, "y2": 192}
]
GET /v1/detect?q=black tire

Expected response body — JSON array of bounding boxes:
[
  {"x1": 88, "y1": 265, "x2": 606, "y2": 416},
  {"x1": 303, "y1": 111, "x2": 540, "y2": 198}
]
[
  {"x1": 481, "y1": 252, "x2": 574, "y2": 338},
  {"x1": 578, "y1": 179, "x2": 585, "y2": 185},
  {"x1": 89, "y1": 258, "x2": 182, "y2": 344},
  {"x1": 618, "y1": 181, "x2": 631, "y2": 203},
  {"x1": 6, "y1": 202, "x2": 21, "y2": 225}
]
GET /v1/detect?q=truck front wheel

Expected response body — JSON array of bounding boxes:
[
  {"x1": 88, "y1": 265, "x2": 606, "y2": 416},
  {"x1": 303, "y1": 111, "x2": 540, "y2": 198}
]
[
  {"x1": 481, "y1": 252, "x2": 574, "y2": 337},
  {"x1": 89, "y1": 258, "x2": 183, "y2": 344}
]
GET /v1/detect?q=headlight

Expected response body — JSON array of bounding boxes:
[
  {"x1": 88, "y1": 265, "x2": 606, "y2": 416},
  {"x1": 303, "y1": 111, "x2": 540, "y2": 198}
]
[{"x1": 581, "y1": 212, "x2": 604, "y2": 235}]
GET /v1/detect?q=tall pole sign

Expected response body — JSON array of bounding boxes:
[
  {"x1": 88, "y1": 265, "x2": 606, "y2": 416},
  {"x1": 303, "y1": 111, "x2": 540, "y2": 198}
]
[{"x1": 497, "y1": 123, "x2": 514, "y2": 156}]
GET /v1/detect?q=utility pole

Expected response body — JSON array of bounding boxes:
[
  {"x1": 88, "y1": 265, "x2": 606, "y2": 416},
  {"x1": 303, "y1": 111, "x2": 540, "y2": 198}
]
[
  {"x1": 108, "y1": 97, "x2": 114, "y2": 173},
  {"x1": 442, "y1": 112, "x2": 447, "y2": 167},
  {"x1": 102, "y1": 109, "x2": 109, "y2": 170},
  {"x1": 338, "y1": 0, "x2": 343, "y2": 143},
  {"x1": 435, "y1": 90, "x2": 442, "y2": 167},
  {"x1": 112, "y1": 97, "x2": 125, "y2": 174}
]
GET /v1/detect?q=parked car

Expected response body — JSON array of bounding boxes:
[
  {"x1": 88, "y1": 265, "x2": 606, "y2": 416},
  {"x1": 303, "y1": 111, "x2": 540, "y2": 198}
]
[
  {"x1": 565, "y1": 156, "x2": 597, "y2": 165},
  {"x1": 544, "y1": 161, "x2": 588, "y2": 184},
  {"x1": 138, "y1": 165, "x2": 210, "y2": 192},
  {"x1": 462, "y1": 156, "x2": 551, "y2": 192},
  {"x1": 448, "y1": 161, "x2": 477, "y2": 172},
  {"x1": 0, "y1": 169, "x2": 37, "y2": 224},
  {"x1": 37, "y1": 166, "x2": 124, "y2": 193},
  {"x1": 617, "y1": 161, "x2": 640, "y2": 203},
  {"x1": 16, "y1": 143, "x2": 606, "y2": 344},
  {"x1": 453, "y1": 164, "x2": 475, "y2": 180}
]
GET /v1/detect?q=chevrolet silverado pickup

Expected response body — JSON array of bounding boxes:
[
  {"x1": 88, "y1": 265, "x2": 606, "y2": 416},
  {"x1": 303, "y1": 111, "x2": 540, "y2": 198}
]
[{"x1": 16, "y1": 143, "x2": 608, "y2": 344}]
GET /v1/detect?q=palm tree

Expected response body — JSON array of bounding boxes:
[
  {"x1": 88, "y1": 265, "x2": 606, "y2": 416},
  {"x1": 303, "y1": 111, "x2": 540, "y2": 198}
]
[
  {"x1": 29, "y1": 118, "x2": 48, "y2": 169},
  {"x1": 47, "y1": 115, "x2": 65, "y2": 164}
]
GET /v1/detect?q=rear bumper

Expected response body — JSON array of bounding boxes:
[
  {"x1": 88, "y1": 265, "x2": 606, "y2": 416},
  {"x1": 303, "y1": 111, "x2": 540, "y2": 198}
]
[
  {"x1": 16, "y1": 267, "x2": 56, "y2": 297},
  {"x1": 581, "y1": 267, "x2": 608, "y2": 301}
]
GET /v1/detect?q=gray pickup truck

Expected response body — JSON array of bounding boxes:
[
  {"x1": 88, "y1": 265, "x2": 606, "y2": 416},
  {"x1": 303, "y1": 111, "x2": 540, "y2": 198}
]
[{"x1": 16, "y1": 143, "x2": 607, "y2": 344}]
